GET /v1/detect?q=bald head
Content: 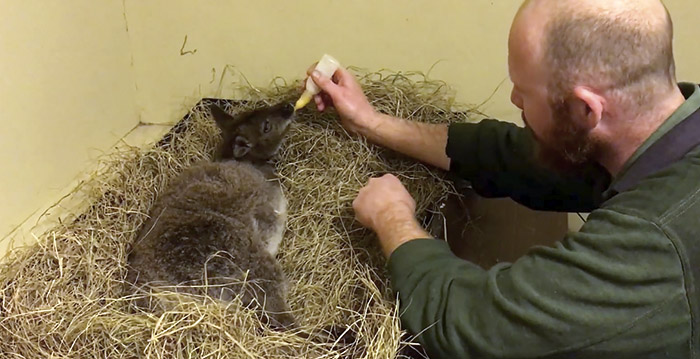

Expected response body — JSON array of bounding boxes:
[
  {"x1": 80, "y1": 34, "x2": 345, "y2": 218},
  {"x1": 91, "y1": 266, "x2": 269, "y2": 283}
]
[{"x1": 513, "y1": 0, "x2": 676, "y2": 108}]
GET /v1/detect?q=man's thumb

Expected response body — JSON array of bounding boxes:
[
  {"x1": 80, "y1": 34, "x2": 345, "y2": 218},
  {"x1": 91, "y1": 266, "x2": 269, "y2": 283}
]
[{"x1": 311, "y1": 70, "x2": 339, "y2": 97}]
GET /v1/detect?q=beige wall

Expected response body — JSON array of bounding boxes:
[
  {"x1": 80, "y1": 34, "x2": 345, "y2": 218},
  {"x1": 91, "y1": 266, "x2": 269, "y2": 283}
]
[
  {"x1": 124, "y1": 0, "x2": 522, "y2": 126},
  {"x1": 0, "y1": 1, "x2": 138, "y2": 248},
  {"x1": 123, "y1": 0, "x2": 700, "y2": 127},
  {"x1": 2, "y1": 0, "x2": 699, "y2": 251},
  {"x1": 666, "y1": 0, "x2": 700, "y2": 82}
]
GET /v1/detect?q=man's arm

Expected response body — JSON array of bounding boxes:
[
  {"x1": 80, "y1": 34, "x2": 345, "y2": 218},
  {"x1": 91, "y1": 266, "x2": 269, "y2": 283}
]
[
  {"x1": 388, "y1": 210, "x2": 687, "y2": 358},
  {"x1": 310, "y1": 69, "x2": 611, "y2": 212},
  {"x1": 358, "y1": 113, "x2": 450, "y2": 171},
  {"x1": 351, "y1": 174, "x2": 687, "y2": 358},
  {"x1": 308, "y1": 69, "x2": 451, "y2": 170}
]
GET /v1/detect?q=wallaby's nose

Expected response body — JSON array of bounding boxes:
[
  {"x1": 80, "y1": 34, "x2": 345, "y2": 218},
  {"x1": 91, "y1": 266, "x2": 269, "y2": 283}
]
[{"x1": 281, "y1": 102, "x2": 295, "y2": 117}]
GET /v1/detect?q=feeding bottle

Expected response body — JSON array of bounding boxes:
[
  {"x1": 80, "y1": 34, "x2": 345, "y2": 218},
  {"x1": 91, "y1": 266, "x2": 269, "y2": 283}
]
[{"x1": 294, "y1": 54, "x2": 342, "y2": 111}]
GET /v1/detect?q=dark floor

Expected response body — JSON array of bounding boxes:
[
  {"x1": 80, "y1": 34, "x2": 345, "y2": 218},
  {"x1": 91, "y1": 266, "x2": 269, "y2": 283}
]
[{"x1": 440, "y1": 189, "x2": 568, "y2": 268}]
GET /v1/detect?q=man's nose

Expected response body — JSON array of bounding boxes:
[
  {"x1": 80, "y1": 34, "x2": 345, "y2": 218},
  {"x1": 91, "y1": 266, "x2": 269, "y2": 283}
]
[{"x1": 511, "y1": 88, "x2": 523, "y2": 110}]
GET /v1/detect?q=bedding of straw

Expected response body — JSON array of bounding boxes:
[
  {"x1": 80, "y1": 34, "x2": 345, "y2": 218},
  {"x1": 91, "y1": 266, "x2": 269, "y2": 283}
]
[{"x1": 0, "y1": 68, "x2": 476, "y2": 358}]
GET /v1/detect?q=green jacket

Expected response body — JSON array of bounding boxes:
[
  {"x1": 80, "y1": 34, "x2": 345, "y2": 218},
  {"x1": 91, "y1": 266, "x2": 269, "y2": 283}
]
[{"x1": 389, "y1": 83, "x2": 700, "y2": 359}]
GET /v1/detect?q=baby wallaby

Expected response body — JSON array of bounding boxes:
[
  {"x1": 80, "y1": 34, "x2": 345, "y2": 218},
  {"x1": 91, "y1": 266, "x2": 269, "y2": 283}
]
[{"x1": 127, "y1": 102, "x2": 296, "y2": 328}]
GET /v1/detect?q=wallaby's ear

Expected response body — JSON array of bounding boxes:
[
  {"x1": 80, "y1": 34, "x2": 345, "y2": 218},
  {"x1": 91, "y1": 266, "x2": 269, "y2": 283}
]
[
  {"x1": 210, "y1": 104, "x2": 243, "y2": 131},
  {"x1": 233, "y1": 135, "x2": 251, "y2": 158}
]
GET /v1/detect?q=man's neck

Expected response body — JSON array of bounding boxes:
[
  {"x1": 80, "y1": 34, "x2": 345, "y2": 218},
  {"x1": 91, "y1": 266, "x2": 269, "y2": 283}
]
[{"x1": 598, "y1": 87, "x2": 687, "y2": 176}]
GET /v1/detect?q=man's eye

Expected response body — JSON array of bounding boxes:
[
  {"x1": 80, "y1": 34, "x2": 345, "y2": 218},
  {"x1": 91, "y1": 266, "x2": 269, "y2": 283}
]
[{"x1": 263, "y1": 120, "x2": 272, "y2": 133}]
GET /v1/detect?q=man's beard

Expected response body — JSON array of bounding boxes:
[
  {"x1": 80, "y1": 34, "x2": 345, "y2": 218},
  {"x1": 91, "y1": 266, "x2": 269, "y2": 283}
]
[{"x1": 532, "y1": 99, "x2": 602, "y2": 172}]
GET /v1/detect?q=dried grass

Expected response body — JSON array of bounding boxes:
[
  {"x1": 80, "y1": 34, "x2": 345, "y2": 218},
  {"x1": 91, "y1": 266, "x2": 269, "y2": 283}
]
[{"x1": 0, "y1": 68, "x2": 477, "y2": 358}]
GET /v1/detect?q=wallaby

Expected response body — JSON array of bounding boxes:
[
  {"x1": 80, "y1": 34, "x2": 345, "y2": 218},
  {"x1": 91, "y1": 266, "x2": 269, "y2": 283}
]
[{"x1": 126, "y1": 102, "x2": 296, "y2": 328}]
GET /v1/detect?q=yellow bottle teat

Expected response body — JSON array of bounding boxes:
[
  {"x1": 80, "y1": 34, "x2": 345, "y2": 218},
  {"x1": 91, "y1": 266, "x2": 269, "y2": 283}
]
[
  {"x1": 294, "y1": 91, "x2": 314, "y2": 111},
  {"x1": 294, "y1": 54, "x2": 341, "y2": 112}
]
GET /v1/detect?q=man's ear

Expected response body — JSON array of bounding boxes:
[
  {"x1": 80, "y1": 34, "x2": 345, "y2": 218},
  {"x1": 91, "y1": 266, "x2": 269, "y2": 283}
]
[
  {"x1": 210, "y1": 104, "x2": 245, "y2": 131},
  {"x1": 572, "y1": 86, "x2": 605, "y2": 130}
]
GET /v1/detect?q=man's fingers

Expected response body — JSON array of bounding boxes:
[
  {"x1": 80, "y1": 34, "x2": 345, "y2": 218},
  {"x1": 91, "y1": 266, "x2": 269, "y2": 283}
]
[
  {"x1": 314, "y1": 94, "x2": 325, "y2": 111},
  {"x1": 320, "y1": 93, "x2": 333, "y2": 107},
  {"x1": 311, "y1": 71, "x2": 341, "y2": 98}
]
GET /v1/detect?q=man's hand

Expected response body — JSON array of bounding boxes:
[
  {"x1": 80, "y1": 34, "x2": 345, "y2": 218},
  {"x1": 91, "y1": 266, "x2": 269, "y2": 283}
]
[
  {"x1": 305, "y1": 65, "x2": 379, "y2": 136},
  {"x1": 303, "y1": 62, "x2": 450, "y2": 170},
  {"x1": 353, "y1": 174, "x2": 431, "y2": 257}
]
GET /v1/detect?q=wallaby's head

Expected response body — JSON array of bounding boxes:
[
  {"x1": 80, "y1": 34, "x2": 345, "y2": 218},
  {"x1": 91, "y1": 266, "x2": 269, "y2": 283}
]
[{"x1": 210, "y1": 102, "x2": 295, "y2": 162}]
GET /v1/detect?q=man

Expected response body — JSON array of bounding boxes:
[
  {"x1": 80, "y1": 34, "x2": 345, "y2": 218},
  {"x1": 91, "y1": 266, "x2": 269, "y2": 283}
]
[{"x1": 307, "y1": 0, "x2": 699, "y2": 357}]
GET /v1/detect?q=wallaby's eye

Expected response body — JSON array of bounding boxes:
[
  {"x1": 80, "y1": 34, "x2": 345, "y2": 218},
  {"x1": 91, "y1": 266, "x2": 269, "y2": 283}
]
[{"x1": 262, "y1": 120, "x2": 272, "y2": 134}]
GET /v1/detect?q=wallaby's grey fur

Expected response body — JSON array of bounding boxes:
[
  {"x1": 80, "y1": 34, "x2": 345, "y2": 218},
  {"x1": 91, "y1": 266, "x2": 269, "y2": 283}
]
[{"x1": 127, "y1": 102, "x2": 296, "y2": 328}]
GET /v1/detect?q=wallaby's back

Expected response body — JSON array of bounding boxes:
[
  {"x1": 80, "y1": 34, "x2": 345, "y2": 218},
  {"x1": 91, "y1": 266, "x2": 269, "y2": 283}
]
[{"x1": 127, "y1": 102, "x2": 295, "y2": 328}]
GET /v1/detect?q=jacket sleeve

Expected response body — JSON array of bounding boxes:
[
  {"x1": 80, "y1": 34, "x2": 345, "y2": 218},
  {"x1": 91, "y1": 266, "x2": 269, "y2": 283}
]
[
  {"x1": 389, "y1": 208, "x2": 687, "y2": 358},
  {"x1": 447, "y1": 120, "x2": 611, "y2": 212}
]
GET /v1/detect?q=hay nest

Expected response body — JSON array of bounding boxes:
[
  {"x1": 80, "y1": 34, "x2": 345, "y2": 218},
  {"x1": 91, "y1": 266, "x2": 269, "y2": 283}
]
[{"x1": 0, "y1": 69, "x2": 477, "y2": 358}]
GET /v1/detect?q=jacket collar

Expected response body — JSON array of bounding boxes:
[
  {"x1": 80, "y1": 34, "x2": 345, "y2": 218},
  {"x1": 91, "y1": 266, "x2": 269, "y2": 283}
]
[{"x1": 607, "y1": 83, "x2": 700, "y2": 196}]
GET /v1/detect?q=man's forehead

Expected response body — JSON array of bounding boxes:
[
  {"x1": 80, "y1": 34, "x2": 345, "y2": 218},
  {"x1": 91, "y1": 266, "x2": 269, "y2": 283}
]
[
  {"x1": 508, "y1": 1, "x2": 554, "y2": 78},
  {"x1": 508, "y1": 26, "x2": 543, "y2": 75}
]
